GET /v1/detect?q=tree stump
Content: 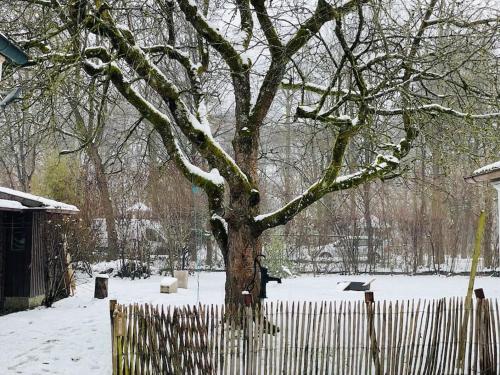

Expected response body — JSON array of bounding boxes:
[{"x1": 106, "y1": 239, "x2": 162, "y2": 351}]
[{"x1": 94, "y1": 274, "x2": 109, "y2": 299}]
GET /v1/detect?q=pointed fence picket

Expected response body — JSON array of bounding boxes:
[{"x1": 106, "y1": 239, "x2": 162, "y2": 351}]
[{"x1": 110, "y1": 296, "x2": 498, "y2": 374}]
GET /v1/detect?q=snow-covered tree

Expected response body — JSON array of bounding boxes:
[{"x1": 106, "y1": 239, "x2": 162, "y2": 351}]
[{"x1": 3, "y1": 0, "x2": 499, "y2": 304}]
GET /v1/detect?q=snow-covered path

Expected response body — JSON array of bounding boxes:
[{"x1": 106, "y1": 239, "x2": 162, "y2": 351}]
[{"x1": 2, "y1": 272, "x2": 500, "y2": 374}]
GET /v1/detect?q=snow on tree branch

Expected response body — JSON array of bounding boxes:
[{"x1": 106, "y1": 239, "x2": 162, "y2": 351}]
[
  {"x1": 176, "y1": 0, "x2": 248, "y2": 73},
  {"x1": 84, "y1": 6, "x2": 254, "y2": 195},
  {"x1": 296, "y1": 105, "x2": 359, "y2": 127},
  {"x1": 254, "y1": 145, "x2": 403, "y2": 231},
  {"x1": 370, "y1": 104, "x2": 500, "y2": 119},
  {"x1": 86, "y1": 62, "x2": 224, "y2": 196}
]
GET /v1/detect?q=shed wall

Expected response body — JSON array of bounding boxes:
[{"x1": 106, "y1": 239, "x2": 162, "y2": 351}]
[
  {"x1": 4, "y1": 212, "x2": 31, "y2": 297},
  {"x1": 30, "y1": 211, "x2": 46, "y2": 298},
  {"x1": 0, "y1": 213, "x2": 5, "y2": 308}
]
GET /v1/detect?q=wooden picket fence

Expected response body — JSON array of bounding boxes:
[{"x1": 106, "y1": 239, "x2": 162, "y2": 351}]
[{"x1": 110, "y1": 296, "x2": 499, "y2": 374}]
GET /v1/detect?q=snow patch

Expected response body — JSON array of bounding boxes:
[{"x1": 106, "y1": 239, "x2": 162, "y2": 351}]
[
  {"x1": 160, "y1": 277, "x2": 178, "y2": 286},
  {"x1": 297, "y1": 105, "x2": 316, "y2": 113},
  {"x1": 211, "y1": 213, "x2": 228, "y2": 233},
  {"x1": 473, "y1": 160, "x2": 500, "y2": 176},
  {"x1": 0, "y1": 199, "x2": 23, "y2": 210},
  {"x1": 240, "y1": 52, "x2": 252, "y2": 66},
  {"x1": 175, "y1": 140, "x2": 225, "y2": 186},
  {"x1": 0, "y1": 187, "x2": 79, "y2": 212}
]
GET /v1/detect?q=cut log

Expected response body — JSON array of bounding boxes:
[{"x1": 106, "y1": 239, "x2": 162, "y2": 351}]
[
  {"x1": 94, "y1": 274, "x2": 109, "y2": 299},
  {"x1": 160, "y1": 277, "x2": 178, "y2": 294},
  {"x1": 174, "y1": 270, "x2": 188, "y2": 289}
]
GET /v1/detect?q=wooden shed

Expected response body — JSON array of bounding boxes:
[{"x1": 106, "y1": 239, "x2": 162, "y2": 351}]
[
  {"x1": 465, "y1": 160, "x2": 500, "y2": 263},
  {"x1": 0, "y1": 187, "x2": 79, "y2": 311}
]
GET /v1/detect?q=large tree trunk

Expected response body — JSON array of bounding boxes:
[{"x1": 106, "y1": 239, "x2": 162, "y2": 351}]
[
  {"x1": 224, "y1": 94, "x2": 262, "y2": 305},
  {"x1": 225, "y1": 223, "x2": 261, "y2": 305}
]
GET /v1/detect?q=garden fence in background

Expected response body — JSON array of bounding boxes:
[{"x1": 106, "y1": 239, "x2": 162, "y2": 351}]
[{"x1": 110, "y1": 296, "x2": 498, "y2": 374}]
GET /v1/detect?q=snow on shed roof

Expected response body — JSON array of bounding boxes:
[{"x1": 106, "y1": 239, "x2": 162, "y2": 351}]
[
  {"x1": 0, "y1": 187, "x2": 79, "y2": 213},
  {"x1": 0, "y1": 199, "x2": 24, "y2": 211},
  {"x1": 473, "y1": 161, "x2": 500, "y2": 176},
  {"x1": 465, "y1": 160, "x2": 500, "y2": 184}
]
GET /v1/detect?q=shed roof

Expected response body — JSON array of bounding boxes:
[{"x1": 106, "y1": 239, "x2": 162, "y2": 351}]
[
  {"x1": 0, "y1": 187, "x2": 79, "y2": 214},
  {"x1": 465, "y1": 160, "x2": 500, "y2": 184}
]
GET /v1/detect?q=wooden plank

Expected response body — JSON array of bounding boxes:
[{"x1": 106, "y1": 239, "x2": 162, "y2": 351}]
[
  {"x1": 268, "y1": 301, "x2": 275, "y2": 375},
  {"x1": 495, "y1": 300, "x2": 500, "y2": 375},
  {"x1": 278, "y1": 301, "x2": 284, "y2": 375},
  {"x1": 122, "y1": 305, "x2": 130, "y2": 375},
  {"x1": 467, "y1": 299, "x2": 475, "y2": 374},
  {"x1": 405, "y1": 299, "x2": 417, "y2": 375},
  {"x1": 222, "y1": 305, "x2": 229, "y2": 375},
  {"x1": 393, "y1": 300, "x2": 404, "y2": 374},
  {"x1": 490, "y1": 299, "x2": 498, "y2": 375},
  {"x1": 335, "y1": 302, "x2": 342, "y2": 374},
  {"x1": 384, "y1": 300, "x2": 391, "y2": 374},
  {"x1": 473, "y1": 299, "x2": 480, "y2": 374},
  {"x1": 426, "y1": 299, "x2": 443, "y2": 374},
  {"x1": 306, "y1": 301, "x2": 317, "y2": 373},
  {"x1": 229, "y1": 308, "x2": 236, "y2": 375},
  {"x1": 259, "y1": 302, "x2": 266, "y2": 375},
  {"x1": 357, "y1": 300, "x2": 366, "y2": 375},
  {"x1": 346, "y1": 301, "x2": 352, "y2": 375},
  {"x1": 318, "y1": 301, "x2": 328, "y2": 375},
  {"x1": 416, "y1": 299, "x2": 432, "y2": 375},
  {"x1": 211, "y1": 305, "x2": 218, "y2": 373},
  {"x1": 303, "y1": 301, "x2": 312, "y2": 373},
  {"x1": 444, "y1": 298, "x2": 458, "y2": 375},
  {"x1": 283, "y1": 302, "x2": 290, "y2": 375},
  {"x1": 288, "y1": 302, "x2": 298, "y2": 374},
  {"x1": 112, "y1": 305, "x2": 118, "y2": 375},
  {"x1": 297, "y1": 301, "x2": 307, "y2": 374},
  {"x1": 364, "y1": 300, "x2": 370, "y2": 375},
  {"x1": 263, "y1": 303, "x2": 269, "y2": 375}
]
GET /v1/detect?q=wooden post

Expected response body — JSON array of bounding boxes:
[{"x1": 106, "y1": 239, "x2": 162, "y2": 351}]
[
  {"x1": 365, "y1": 291, "x2": 374, "y2": 304},
  {"x1": 115, "y1": 306, "x2": 123, "y2": 375},
  {"x1": 109, "y1": 299, "x2": 117, "y2": 320},
  {"x1": 95, "y1": 274, "x2": 109, "y2": 299},
  {"x1": 475, "y1": 288, "x2": 494, "y2": 374},
  {"x1": 110, "y1": 299, "x2": 117, "y2": 375},
  {"x1": 474, "y1": 288, "x2": 485, "y2": 299},
  {"x1": 365, "y1": 292, "x2": 381, "y2": 374},
  {"x1": 243, "y1": 305, "x2": 253, "y2": 375}
]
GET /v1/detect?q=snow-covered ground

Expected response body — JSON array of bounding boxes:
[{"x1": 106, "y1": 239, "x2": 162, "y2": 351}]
[{"x1": 2, "y1": 272, "x2": 500, "y2": 374}]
